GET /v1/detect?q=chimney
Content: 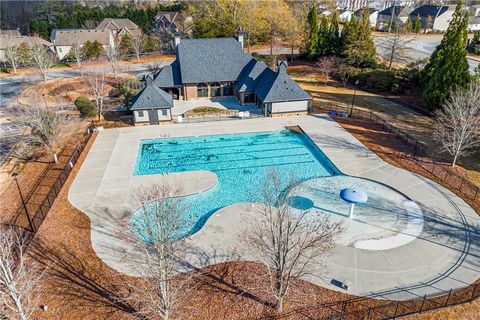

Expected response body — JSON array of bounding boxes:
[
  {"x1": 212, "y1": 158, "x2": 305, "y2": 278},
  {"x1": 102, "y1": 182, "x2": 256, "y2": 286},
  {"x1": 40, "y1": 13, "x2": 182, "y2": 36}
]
[
  {"x1": 277, "y1": 60, "x2": 288, "y2": 73},
  {"x1": 237, "y1": 26, "x2": 244, "y2": 50},
  {"x1": 174, "y1": 28, "x2": 181, "y2": 47}
]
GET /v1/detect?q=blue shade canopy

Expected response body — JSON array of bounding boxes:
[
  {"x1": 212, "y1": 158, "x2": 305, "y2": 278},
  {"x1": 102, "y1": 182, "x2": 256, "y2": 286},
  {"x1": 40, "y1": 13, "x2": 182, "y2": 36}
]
[{"x1": 340, "y1": 188, "x2": 368, "y2": 204}]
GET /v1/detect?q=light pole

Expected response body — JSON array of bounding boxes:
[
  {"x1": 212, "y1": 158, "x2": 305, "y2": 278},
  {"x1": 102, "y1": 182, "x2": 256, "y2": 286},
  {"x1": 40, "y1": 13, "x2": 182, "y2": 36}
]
[
  {"x1": 11, "y1": 173, "x2": 35, "y2": 232},
  {"x1": 349, "y1": 79, "x2": 360, "y2": 117}
]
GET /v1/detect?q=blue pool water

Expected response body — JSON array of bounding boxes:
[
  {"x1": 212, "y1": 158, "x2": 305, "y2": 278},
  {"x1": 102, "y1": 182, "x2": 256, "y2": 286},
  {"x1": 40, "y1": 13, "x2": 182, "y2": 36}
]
[{"x1": 132, "y1": 129, "x2": 340, "y2": 238}]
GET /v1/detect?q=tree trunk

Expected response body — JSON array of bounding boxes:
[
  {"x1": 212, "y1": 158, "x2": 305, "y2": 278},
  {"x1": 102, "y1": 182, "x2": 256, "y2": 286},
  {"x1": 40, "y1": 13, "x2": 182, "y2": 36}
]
[
  {"x1": 53, "y1": 152, "x2": 58, "y2": 163},
  {"x1": 276, "y1": 296, "x2": 284, "y2": 312},
  {"x1": 451, "y1": 152, "x2": 459, "y2": 168}
]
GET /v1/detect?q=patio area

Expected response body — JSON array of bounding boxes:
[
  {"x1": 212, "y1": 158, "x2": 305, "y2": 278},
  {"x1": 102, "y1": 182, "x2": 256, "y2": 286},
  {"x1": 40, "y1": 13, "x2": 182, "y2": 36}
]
[{"x1": 171, "y1": 97, "x2": 262, "y2": 116}]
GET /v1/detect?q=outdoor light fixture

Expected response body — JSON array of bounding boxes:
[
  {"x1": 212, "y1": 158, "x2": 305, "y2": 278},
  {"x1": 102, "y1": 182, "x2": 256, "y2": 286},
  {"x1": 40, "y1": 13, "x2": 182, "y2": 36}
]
[
  {"x1": 349, "y1": 79, "x2": 360, "y2": 117},
  {"x1": 11, "y1": 172, "x2": 35, "y2": 232}
]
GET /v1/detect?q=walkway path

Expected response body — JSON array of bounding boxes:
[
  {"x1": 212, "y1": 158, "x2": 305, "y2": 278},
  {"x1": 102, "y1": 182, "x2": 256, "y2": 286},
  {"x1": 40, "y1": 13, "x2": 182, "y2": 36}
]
[{"x1": 68, "y1": 115, "x2": 479, "y2": 301}]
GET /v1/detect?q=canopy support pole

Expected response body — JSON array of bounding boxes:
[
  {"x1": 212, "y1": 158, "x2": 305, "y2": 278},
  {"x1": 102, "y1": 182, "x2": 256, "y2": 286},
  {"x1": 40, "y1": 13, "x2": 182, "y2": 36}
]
[{"x1": 349, "y1": 203, "x2": 355, "y2": 219}]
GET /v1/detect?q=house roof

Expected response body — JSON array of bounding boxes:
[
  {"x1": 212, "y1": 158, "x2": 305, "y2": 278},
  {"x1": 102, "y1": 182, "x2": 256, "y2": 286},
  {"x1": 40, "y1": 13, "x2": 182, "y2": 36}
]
[
  {"x1": 0, "y1": 35, "x2": 52, "y2": 50},
  {"x1": 0, "y1": 29, "x2": 21, "y2": 36},
  {"x1": 96, "y1": 18, "x2": 141, "y2": 31},
  {"x1": 50, "y1": 29, "x2": 111, "y2": 46},
  {"x1": 379, "y1": 6, "x2": 405, "y2": 17},
  {"x1": 130, "y1": 78, "x2": 173, "y2": 110},
  {"x1": 255, "y1": 67, "x2": 312, "y2": 103},
  {"x1": 410, "y1": 5, "x2": 450, "y2": 18},
  {"x1": 153, "y1": 60, "x2": 183, "y2": 87},
  {"x1": 176, "y1": 38, "x2": 251, "y2": 84},
  {"x1": 236, "y1": 57, "x2": 268, "y2": 93},
  {"x1": 355, "y1": 8, "x2": 379, "y2": 16}
]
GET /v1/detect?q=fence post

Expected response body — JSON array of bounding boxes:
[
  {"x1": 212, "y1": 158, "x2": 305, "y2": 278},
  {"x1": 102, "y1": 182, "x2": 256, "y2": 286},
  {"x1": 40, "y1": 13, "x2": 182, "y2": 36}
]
[
  {"x1": 393, "y1": 301, "x2": 400, "y2": 318},
  {"x1": 471, "y1": 283, "x2": 478, "y2": 302},
  {"x1": 419, "y1": 295, "x2": 426, "y2": 312},
  {"x1": 474, "y1": 187, "x2": 479, "y2": 201},
  {"x1": 445, "y1": 289, "x2": 453, "y2": 306},
  {"x1": 459, "y1": 177, "x2": 464, "y2": 190}
]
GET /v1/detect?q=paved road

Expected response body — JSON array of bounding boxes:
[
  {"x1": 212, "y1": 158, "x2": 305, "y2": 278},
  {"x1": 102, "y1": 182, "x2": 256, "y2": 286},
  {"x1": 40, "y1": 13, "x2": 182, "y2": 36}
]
[{"x1": 374, "y1": 34, "x2": 479, "y2": 73}]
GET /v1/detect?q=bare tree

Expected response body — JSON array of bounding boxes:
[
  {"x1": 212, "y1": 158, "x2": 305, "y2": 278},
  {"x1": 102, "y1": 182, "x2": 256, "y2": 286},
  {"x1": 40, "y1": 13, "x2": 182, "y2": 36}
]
[
  {"x1": 337, "y1": 62, "x2": 351, "y2": 88},
  {"x1": 28, "y1": 44, "x2": 54, "y2": 84},
  {"x1": 434, "y1": 82, "x2": 480, "y2": 167},
  {"x1": 122, "y1": 183, "x2": 196, "y2": 320},
  {"x1": 378, "y1": 26, "x2": 414, "y2": 70},
  {"x1": 15, "y1": 103, "x2": 79, "y2": 163},
  {"x1": 106, "y1": 42, "x2": 121, "y2": 78},
  {"x1": 316, "y1": 56, "x2": 337, "y2": 84},
  {"x1": 85, "y1": 69, "x2": 107, "y2": 122},
  {"x1": 70, "y1": 42, "x2": 83, "y2": 75},
  {"x1": 130, "y1": 35, "x2": 144, "y2": 62},
  {"x1": 241, "y1": 170, "x2": 343, "y2": 312},
  {"x1": 5, "y1": 46, "x2": 21, "y2": 74},
  {"x1": 144, "y1": 62, "x2": 163, "y2": 78},
  {"x1": 0, "y1": 227, "x2": 43, "y2": 320}
]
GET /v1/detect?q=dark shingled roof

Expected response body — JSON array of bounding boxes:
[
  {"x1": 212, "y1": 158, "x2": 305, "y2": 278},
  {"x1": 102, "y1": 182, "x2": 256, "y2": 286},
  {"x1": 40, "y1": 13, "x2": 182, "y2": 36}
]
[
  {"x1": 130, "y1": 78, "x2": 173, "y2": 110},
  {"x1": 379, "y1": 6, "x2": 405, "y2": 17},
  {"x1": 236, "y1": 57, "x2": 268, "y2": 93},
  {"x1": 255, "y1": 68, "x2": 311, "y2": 103},
  {"x1": 410, "y1": 5, "x2": 449, "y2": 18},
  {"x1": 153, "y1": 60, "x2": 183, "y2": 87},
  {"x1": 176, "y1": 38, "x2": 251, "y2": 83}
]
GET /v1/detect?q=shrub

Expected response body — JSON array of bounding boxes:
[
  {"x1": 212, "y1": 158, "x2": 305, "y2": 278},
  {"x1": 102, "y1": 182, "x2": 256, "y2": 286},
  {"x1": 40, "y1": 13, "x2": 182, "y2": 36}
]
[
  {"x1": 350, "y1": 68, "x2": 403, "y2": 94},
  {"x1": 75, "y1": 96, "x2": 97, "y2": 118}
]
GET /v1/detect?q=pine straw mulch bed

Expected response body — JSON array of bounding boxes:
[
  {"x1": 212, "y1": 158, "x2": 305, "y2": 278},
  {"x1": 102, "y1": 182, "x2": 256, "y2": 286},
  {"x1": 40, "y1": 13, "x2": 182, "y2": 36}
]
[
  {"x1": 0, "y1": 126, "x2": 92, "y2": 228},
  {"x1": 26, "y1": 127, "x2": 367, "y2": 320}
]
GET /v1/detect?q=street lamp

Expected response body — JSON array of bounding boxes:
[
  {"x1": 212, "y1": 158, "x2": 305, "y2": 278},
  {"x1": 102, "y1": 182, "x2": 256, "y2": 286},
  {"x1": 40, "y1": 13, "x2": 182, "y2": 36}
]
[
  {"x1": 11, "y1": 172, "x2": 35, "y2": 232},
  {"x1": 349, "y1": 80, "x2": 360, "y2": 117}
]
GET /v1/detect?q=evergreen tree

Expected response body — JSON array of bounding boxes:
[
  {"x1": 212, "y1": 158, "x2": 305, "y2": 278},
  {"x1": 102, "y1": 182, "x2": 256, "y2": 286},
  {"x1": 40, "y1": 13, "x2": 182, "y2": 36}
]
[
  {"x1": 413, "y1": 14, "x2": 422, "y2": 33},
  {"x1": 344, "y1": 9, "x2": 376, "y2": 67},
  {"x1": 83, "y1": 40, "x2": 104, "y2": 60},
  {"x1": 420, "y1": 1, "x2": 470, "y2": 110},
  {"x1": 341, "y1": 14, "x2": 359, "y2": 55},
  {"x1": 317, "y1": 16, "x2": 330, "y2": 56},
  {"x1": 328, "y1": 10, "x2": 341, "y2": 55},
  {"x1": 405, "y1": 16, "x2": 412, "y2": 33},
  {"x1": 306, "y1": 3, "x2": 319, "y2": 60}
]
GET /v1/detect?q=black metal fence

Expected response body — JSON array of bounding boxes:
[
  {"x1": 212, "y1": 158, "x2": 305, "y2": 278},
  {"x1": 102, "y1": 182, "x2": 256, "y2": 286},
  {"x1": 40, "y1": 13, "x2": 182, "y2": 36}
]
[
  {"x1": 314, "y1": 105, "x2": 480, "y2": 205},
  {"x1": 12, "y1": 126, "x2": 95, "y2": 240}
]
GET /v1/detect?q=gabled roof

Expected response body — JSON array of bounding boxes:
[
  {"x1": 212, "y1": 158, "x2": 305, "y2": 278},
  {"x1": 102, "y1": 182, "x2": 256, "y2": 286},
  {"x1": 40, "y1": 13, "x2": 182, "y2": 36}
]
[
  {"x1": 130, "y1": 78, "x2": 173, "y2": 110},
  {"x1": 379, "y1": 6, "x2": 405, "y2": 17},
  {"x1": 236, "y1": 57, "x2": 268, "y2": 93},
  {"x1": 410, "y1": 5, "x2": 450, "y2": 18},
  {"x1": 51, "y1": 29, "x2": 111, "y2": 46},
  {"x1": 355, "y1": 8, "x2": 379, "y2": 16},
  {"x1": 0, "y1": 35, "x2": 52, "y2": 50},
  {"x1": 96, "y1": 18, "x2": 140, "y2": 31},
  {"x1": 176, "y1": 38, "x2": 250, "y2": 84},
  {"x1": 255, "y1": 67, "x2": 312, "y2": 103},
  {"x1": 153, "y1": 60, "x2": 183, "y2": 87},
  {"x1": 0, "y1": 29, "x2": 21, "y2": 36}
]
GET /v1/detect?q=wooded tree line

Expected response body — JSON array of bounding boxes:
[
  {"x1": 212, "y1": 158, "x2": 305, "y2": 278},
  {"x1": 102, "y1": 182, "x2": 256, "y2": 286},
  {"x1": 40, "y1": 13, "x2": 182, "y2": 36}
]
[{"x1": 23, "y1": 1, "x2": 184, "y2": 39}]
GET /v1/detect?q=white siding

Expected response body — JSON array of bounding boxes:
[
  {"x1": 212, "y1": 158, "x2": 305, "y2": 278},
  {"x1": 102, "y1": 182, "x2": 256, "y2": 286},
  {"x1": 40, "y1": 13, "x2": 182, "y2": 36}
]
[
  {"x1": 433, "y1": 10, "x2": 454, "y2": 32},
  {"x1": 268, "y1": 100, "x2": 309, "y2": 114},
  {"x1": 55, "y1": 46, "x2": 72, "y2": 60},
  {"x1": 134, "y1": 110, "x2": 149, "y2": 123},
  {"x1": 157, "y1": 109, "x2": 172, "y2": 121}
]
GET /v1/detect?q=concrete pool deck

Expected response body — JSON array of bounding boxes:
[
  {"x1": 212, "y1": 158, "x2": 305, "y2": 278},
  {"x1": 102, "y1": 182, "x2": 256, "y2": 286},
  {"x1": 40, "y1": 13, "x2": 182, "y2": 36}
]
[{"x1": 67, "y1": 114, "x2": 480, "y2": 301}]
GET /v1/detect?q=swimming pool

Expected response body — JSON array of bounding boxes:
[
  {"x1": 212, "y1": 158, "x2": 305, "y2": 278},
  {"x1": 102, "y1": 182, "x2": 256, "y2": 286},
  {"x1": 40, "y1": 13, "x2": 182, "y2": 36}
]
[{"x1": 132, "y1": 129, "x2": 340, "y2": 237}]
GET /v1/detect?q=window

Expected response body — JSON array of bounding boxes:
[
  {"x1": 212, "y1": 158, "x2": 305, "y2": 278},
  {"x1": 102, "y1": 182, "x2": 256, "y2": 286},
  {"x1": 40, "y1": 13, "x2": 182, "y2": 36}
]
[
  {"x1": 223, "y1": 82, "x2": 233, "y2": 96},
  {"x1": 58, "y1": 47, "x2": 63, "y2": 53},
  {"x1": 161, "y1": 109, "x2": 168, "y2": 116},
  {"x1": 197, "y1": 84, "x2": 208, "y2": 97},
  {"x1": 138, "y1": 110, "x2": 144, "y2": 117},
  {"x1": 244, "y1": 92, "x2": 255, "y2": 104},
  {"x1": 210, "y1": 82, "x2": 221, "y2": 97}
]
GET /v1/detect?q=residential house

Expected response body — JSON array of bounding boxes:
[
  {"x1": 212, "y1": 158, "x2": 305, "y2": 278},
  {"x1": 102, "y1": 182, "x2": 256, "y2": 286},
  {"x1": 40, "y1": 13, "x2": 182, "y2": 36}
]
[
  {"x1": 408, "y1": 5, "x2": 454, "y2": 32},
  {"x1": 50, "y1": 29, "x2": 114, "y2": 59},
  {"x1": 154, "y1": 11, "x2": 192, "y2": 35},
  {"x1": 468, "y1": 5, "x2": 480, "y2": 17},
  {"x1": 468, "y1": 17, "x2": 480, "y2": 31},
  {"x1": 0, "y1": 29, "x2": 21, "y2": 36},
  {"x1": 131, "y1": 30, "x2": 311, "y2": 124},
  {"x1": 0, "y1": 35, "x2": 53, "y2": 64},
  {"x1": 354, "y1": 8, "x2": 379, "y2": 27},
  {"x1": 130, "y1": 76, "x2": 173, "y2": 124},
  {"x1": 95, "y1": 18, "x2": 142, "y2": 38},
  {"x1": 376, "y1": 5, "x2": 413, "y2": 31},
  {"x1": 339, "y1": 9, "x2": 353, "y2": 22}
]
